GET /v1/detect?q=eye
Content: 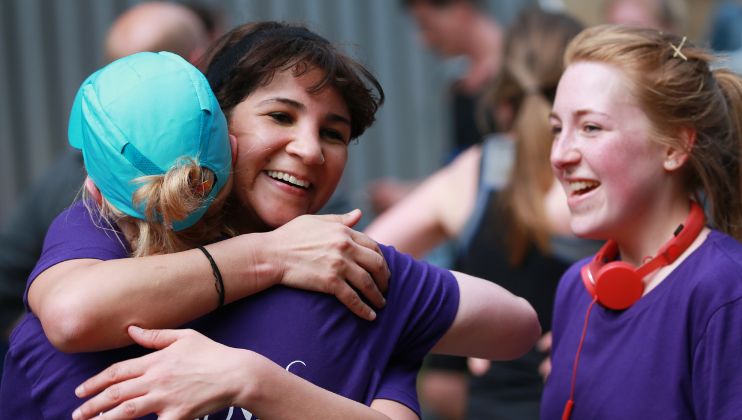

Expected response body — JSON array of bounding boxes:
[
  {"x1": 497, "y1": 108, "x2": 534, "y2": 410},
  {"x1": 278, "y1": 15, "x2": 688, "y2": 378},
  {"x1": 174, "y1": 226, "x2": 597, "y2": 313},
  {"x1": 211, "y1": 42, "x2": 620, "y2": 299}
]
[
  {"x1": 268, "y1": 112, "x2": 293, "y2": 125},
  {"x1": 321, "y1": 128, "x2": 350, "y2": 145},
  {"x1": 551, "y1": 124, "x2": 562, "y2": 138},
  {"x1": 582, "y1": 123, "x2": 601, "y2": 134}
]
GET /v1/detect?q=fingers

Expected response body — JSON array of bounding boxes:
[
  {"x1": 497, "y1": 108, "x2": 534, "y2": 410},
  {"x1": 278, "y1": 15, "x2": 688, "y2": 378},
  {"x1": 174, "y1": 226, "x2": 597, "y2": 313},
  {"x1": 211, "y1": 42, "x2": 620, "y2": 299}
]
[
  {"x1": 341, "y1": 209, "x2": 362, "y2": 228},
  {"x1": 333, "y1": 280, "x2": 377, "y2": 321},
  {"x1": 313, "y1": 209, "x2": 362, "y2": 228},
  {"x1": 127, "y1": 326, "x2": 181, "y2": 350},
  {"x1": 344, "y1": 262, "x2": 386, "y2": 311},
  {"x1": 467, "y1": 357, "x2": 492, "y2": 376},
  {"x1": 349, "y1": 232, "x2": 390, "y2": 294},
  {"x1": 76, "y1": 360, "x2": 145, "y2": 399},
  {"x1": 536, "y1": 331, "x2": 552, "y2": 353},
  {"x1": 73, "y1": 378, "x2": 149, "y2": 420}
]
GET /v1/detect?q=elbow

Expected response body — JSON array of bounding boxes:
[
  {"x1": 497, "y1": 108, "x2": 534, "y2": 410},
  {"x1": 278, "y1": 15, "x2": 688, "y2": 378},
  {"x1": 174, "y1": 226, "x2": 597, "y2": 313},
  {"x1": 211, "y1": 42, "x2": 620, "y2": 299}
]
[
  {"x1": 36, "y1": 295, "x2": 102, "y2": 353},
  {"x1": 496, "y1": 297, "x2": 542, "y2": 360}
]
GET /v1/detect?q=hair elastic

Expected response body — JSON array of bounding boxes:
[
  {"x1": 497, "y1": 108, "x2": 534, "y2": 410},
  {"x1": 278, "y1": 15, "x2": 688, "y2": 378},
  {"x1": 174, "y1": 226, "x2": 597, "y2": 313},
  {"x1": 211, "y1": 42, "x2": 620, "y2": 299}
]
[{"x1": 197, "y1": 245, "x2": 225, "y2": 308}]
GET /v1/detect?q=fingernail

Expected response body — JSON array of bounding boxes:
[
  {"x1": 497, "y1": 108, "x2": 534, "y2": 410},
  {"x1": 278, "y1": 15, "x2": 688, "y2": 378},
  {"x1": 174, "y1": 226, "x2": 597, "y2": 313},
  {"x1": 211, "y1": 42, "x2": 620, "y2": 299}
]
[
  {"x1": 381, "y1": 297, "x2": 387, "y2": 306},
  {"x1": 75, "y1": 385, "x2": 84, "y2": 397},
  {"x1": 368, "y1": 309, "x2": 376, "y2": 320},
  {"x1": 72, "y1": 408, "x2": 81, "y2": 420},
  {"x1": 129, "y1": 325, "x2": 143, "y2": 334}
]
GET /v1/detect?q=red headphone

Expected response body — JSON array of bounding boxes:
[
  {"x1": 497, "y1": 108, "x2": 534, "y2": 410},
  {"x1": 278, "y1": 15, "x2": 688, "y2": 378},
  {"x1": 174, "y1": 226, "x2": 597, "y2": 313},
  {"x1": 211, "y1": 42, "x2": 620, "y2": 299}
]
[{"x1": 580, "y1": 200, "x2": 705, "y2": 310}]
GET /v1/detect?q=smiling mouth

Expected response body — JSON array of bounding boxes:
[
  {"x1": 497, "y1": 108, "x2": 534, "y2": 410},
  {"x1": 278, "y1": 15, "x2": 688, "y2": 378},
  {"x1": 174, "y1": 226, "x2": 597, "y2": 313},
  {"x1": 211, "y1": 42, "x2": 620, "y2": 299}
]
[
  {"x1": 266, "y1": 170, "x2": 311, "y2": 189},
  {"x1": 568, "y1": 180, "x2": 600, "y2": 196}
]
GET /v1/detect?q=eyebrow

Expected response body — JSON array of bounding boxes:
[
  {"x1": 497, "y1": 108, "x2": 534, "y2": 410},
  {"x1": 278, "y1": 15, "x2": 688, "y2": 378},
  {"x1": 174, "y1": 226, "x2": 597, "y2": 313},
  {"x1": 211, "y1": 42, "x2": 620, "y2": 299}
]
[
  {"x1": 258, "y1": 97, "x2": 351, "y2": 126},
  {"x1": 549, "y1": 109, "x2": 611, "y2": 120}
]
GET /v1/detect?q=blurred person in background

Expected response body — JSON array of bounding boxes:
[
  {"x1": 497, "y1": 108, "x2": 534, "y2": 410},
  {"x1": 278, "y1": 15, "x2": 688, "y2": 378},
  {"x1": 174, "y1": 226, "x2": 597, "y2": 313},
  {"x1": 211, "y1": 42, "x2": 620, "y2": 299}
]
[
  {"x1": 602, "y1": 0, "x2": 686, "y2": 32},
  {"x1": 366, "y1": 8, "x2": 593, "y2": 419},
  {"x1": 0, "y1": 0, "x2": 214, "y2": 376},
  {"x1": 369, "y1": 0, "x2": 505, "y2": 216}
]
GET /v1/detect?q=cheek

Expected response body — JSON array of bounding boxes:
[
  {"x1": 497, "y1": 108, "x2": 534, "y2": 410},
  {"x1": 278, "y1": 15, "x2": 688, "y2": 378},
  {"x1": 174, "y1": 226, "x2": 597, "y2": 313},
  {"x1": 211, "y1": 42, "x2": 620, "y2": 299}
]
[{"x1": 324, "y1": 146, "x2": 348, "y2": 179}]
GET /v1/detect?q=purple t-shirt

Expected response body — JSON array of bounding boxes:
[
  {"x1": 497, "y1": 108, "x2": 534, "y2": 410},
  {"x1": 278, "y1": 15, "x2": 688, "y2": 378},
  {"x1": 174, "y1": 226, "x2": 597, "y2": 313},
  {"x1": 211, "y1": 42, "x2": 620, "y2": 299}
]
[
  {"x1": 1, "y1": 201, "x2": 460, "y2": 419},
  {"x1": 541, "y1": 230, "x2": 742, "y2": 420}
]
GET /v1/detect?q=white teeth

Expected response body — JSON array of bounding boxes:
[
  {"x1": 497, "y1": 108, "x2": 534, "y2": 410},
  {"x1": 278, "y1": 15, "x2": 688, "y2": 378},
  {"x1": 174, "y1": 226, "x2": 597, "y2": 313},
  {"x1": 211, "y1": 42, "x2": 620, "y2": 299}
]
[
  {"x1": 569, "y1": 180, "x2": 599, "y2": 194},
  {"x1": 266, "y1": 171, "x2": 310, "y2": 188}
]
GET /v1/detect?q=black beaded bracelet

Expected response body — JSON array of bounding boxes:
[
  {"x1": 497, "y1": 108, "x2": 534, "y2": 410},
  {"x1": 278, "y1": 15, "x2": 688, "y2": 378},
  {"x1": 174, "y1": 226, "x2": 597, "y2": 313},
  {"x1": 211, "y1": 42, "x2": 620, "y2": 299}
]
[{"x1": 197, "y1": 246, "x2": 225, "y2": 308}]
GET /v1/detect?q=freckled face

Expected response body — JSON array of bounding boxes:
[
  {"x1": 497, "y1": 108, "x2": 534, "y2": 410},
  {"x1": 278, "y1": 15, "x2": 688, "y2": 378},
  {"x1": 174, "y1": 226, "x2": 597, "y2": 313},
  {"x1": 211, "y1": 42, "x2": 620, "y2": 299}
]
[
  {"x1": 227, "y1": 67, "x2": 351, "y2": 232},
  {"x1": 549, "y1": 61, "x2": 668, "y2": 240}
]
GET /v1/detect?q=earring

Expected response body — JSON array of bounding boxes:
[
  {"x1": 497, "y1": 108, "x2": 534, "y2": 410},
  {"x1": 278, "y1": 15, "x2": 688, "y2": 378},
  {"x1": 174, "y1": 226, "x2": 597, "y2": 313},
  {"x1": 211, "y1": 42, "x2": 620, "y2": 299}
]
[{"x1": 665, "y1": 159, "x2": 678, "y2": 170}]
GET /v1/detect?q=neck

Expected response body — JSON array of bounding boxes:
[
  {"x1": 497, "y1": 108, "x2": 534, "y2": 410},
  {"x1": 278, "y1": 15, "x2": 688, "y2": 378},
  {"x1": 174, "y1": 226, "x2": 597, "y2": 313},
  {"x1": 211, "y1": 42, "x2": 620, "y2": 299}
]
[{"x1": 615, "y1": 196, "x2": 695, "y2": 267}]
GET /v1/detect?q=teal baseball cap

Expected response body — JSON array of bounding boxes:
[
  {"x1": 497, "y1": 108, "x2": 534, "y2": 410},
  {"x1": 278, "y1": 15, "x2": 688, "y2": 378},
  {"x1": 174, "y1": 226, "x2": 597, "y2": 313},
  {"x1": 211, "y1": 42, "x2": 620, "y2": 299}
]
[{"x1": 68, "y1": 51, "x2": 231, "y2": 230}]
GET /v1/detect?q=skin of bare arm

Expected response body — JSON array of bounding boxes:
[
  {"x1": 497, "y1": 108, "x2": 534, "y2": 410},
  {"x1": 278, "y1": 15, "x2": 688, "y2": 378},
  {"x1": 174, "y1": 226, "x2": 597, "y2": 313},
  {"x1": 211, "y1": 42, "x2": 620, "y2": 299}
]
[
  {"x1": 72, "y1": 327, "x2": 419, "y2": 420},
  {"x1": 29, "y1": 210, "x2": 390, "y2": 353},
  {"x1": 365, "y1": 145, "x2": 481, "y2": 258},
  {"x1": 432, "y1": 271, "x2": 541, "y2": 360}
]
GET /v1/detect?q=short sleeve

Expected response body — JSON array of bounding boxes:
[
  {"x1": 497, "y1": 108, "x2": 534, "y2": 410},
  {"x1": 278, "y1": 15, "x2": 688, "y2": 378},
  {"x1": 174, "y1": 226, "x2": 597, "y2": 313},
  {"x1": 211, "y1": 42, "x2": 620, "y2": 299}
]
[
  {"x1": 692, "y1": 297, "x2": 742, "y2": 419},
  {"x1": 24, "y1": 201, "x2": 129, "y2": 309},
  {"x1": 380, "y1": 244, "x2": 460, "y2": 363},
  {"x1": 364, "y1": 245, "x2": 459, "y2": 416},
  {"x1": 373, "y1": 361, "x2": 421, "y2": 415}
]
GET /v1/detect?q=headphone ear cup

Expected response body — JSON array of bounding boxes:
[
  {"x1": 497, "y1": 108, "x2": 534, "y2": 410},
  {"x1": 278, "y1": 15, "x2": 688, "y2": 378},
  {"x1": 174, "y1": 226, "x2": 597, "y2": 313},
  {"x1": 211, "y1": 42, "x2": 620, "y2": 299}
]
[{"x1": 595, "y1": 261, "x2": 644, "y2": 310}]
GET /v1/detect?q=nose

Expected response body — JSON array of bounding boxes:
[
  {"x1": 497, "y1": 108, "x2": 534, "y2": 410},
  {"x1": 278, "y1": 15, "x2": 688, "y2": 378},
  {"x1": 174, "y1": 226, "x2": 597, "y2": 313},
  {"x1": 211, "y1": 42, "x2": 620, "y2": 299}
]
[
  {"x1": 285, "y1": 128, "x2": 325, "y2": 165},
  {"x1": 550, "y1": 133, "x2": 580, "y2": 173}
]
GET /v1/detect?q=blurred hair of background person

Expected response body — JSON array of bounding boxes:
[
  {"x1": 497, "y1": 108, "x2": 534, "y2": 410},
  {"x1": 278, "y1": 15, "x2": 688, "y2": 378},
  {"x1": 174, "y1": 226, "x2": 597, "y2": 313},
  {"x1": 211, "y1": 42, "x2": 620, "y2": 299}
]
[
  {"x1": 0, "y1": 0, "x2": 216, "y2": 376},
  {"x1": 602, "y1": 0, "x2": 686, "y2": 32},
  {"x1": 366, "y1": 7, "x2": 594, "y2": 420},
  {"x1": 369, "y1": 0, "x2": 507, "y2": 217}
]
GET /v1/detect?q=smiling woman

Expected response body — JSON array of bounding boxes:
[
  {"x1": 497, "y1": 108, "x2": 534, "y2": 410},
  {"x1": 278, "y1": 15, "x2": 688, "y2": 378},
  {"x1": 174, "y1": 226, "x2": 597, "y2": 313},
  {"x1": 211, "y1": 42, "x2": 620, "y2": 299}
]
[
  {"x1": 1, "y1": 21, "x2": 540, "y2": 420},
  {"x1": 226, "y1": 68, "x2": 351, "y2": 231},
  {"x1": 541, "y1": 25, "x2": 742, "y2": 419}
]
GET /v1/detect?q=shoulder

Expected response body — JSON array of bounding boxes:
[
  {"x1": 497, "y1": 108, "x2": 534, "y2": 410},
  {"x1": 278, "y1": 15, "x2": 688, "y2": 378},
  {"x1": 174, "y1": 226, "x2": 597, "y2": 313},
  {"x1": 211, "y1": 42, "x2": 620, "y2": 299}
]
[
  {"x1": 678, "y1": 231, "x2": 742, "y2": 330},
  {"x1": 556, "y1": 256, "x2": 592, "y2": 299},
  {"x1": 683, "y1": 231, "x2": 742, "y2": 296},
  {"x1": 28, "y1": 202, "x2": 129, "y2": 285},
  {"x1": 378, "y1": 243, "x2": 457, "y2": 286}
]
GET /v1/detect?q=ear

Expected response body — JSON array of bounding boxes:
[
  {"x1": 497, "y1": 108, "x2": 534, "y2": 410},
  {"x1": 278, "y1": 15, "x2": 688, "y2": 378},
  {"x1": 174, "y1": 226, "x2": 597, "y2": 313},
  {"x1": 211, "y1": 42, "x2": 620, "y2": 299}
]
[
  {"x1": 664, "y1": 128, "x2": 695, "y2": 172},
  {"x1": 84, "y1": 176, "x2": 103, "y2": 205},
  {"x1": 229, "y1": 134, "x2": 238, "y2": 168}
]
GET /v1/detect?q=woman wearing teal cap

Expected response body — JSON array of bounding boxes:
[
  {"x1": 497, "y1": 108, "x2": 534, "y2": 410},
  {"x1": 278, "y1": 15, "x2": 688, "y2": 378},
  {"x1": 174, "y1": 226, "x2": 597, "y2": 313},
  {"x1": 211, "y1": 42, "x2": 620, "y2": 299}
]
[
  {"x1": 6, "y1": 22, "x2": 540, "y2": 420},
  {"x1": 69, "y1": 50, "x2": 233, "y2": 251}
]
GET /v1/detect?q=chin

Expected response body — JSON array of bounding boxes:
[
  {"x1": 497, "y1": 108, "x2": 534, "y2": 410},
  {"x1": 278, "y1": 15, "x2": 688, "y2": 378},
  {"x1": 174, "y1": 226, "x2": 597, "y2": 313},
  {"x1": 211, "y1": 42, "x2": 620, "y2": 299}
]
[{"x1": 569, "y1": 216, "x2": 605, "y2": 241}]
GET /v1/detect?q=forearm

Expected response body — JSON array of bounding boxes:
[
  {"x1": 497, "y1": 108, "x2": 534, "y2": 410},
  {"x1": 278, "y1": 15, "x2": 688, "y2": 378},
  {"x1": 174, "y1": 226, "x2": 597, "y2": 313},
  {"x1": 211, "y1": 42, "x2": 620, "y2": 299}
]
[
  {"x1": 30, "y1": 233, "x2": 278, "y2": 352},
  {"x1": 241, "y1": 352, "x2": 406, "y2": 420},
  {"x1": 73, "y1": 328, "x2": 417, "y2": 420}
]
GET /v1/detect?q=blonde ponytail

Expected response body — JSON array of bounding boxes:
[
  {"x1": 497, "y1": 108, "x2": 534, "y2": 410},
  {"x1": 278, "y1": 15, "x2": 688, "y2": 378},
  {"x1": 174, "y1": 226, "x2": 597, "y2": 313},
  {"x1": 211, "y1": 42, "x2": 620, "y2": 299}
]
[{"x1": 94, "y1": 158, "x2": 233, "y2": 257}]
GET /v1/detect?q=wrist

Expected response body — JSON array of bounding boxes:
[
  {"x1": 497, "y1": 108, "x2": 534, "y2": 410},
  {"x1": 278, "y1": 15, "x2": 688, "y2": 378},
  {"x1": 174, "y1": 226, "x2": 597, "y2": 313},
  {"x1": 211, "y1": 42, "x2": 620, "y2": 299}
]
[
  {"x1": 237, "y1": 233, "x2": 281, "y2": 289},
  {"x1": 231, "y1": 349, "x2": 274, "y2": 408}
]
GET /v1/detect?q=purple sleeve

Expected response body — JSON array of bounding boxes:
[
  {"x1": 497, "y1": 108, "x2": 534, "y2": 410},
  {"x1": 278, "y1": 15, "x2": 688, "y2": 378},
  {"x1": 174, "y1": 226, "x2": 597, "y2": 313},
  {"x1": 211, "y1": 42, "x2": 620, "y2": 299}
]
[
  {"x1": 23, "y1": 201, "x2": 129, "y2": 310},
  {"x1": 373, "y1": 245, "x2": 460, "y2": 415},
  {"x1": 372, "y1": 362, "x2": 420, "y2": 415},
  {"x1": 693, "y1": 297, "x2": 742, "y2": 419}
]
